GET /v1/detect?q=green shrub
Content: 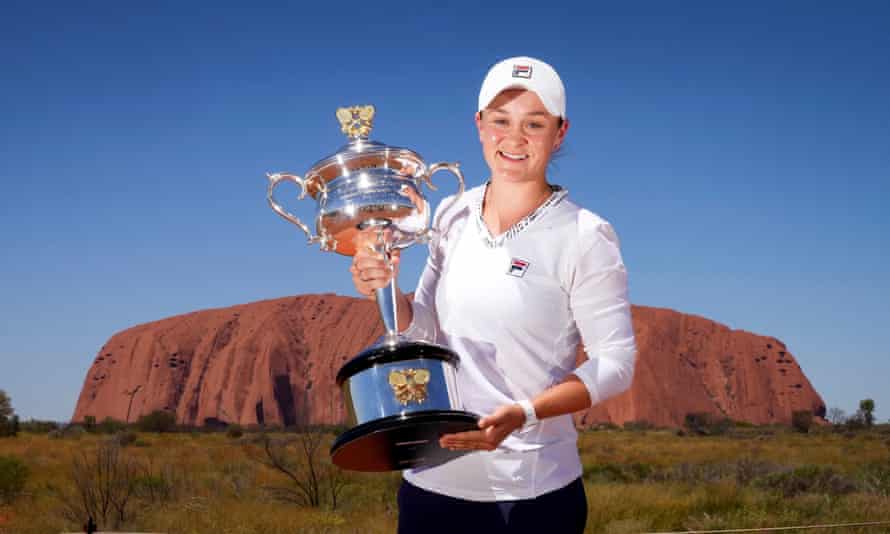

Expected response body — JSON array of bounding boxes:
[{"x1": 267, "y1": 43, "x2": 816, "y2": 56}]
[
  {"x1": 859, "y1": 399, "x2": 875, "y2": 427},
  {"x1": 792, "y1": 410, "x2": 813, "y2": 433},
  {"x1": 137, "y1": 410, "x2": 177, "y2": 433},
  {"x1": 48, "y1": 425, "x2": 86, "y2": 439},
  {"x1": 734, "y1": 457, "x2": 782, "y2": 486},
  {"x1": 0, "y1": 416, "x2": 18, "y2": 438},
  {"x1": 755, "y1": 465, "x2": 857, "y2": 497},
  {"x1": 0, "y1": 455, "x2": 29, "y2": 505},
  {"x1": 684, "y1": 412, "x2": 732, "y2": 436},
  {"x1": 842, "y1": 414, "x2": 867, "y2": 431},
  {"x1": 227, "y1": 424, "x2": 244, "y2": 439},
  {"x1": 657, "y1": 462, "x2": 732, "y2": 484},
  {"x1": 622, "y1": 420, "x2": 656, "y2": 432},
  {"x1": 98, "y1": 417, "x2": 127, "y2": 434},
  {"x1": 82, "y1": 415, "x2": 97, "y2": 432},
  {"x1": 19, "y1": 419, "x2": 60, "y2": 433},
  {"x1": 115, "y1": 430, "x2": 139, "y2": 447},
  {"x1": 860, "y1": 460, "x2": 890, "y2": 497},
  {"x1": 133, "y1": 474, "x2": 175, "y2": 504},
  {"x1": 584, "y1": 462, "x2": 654, "y2": 483}
]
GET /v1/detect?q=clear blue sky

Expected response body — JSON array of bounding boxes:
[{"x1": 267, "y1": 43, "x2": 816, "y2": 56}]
[{"x1": 1, "y1": 1, "x2": 887, "y2": 423}]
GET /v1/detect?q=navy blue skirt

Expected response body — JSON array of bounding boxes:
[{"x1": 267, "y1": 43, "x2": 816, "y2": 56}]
[{"x1": 397, "y1": 477, "x2": 587, "y2": 534}]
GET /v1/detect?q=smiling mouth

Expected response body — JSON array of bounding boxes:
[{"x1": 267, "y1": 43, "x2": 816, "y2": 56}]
[{"x1": 498, "y1": 151, "x2": 528, "y2": 161}]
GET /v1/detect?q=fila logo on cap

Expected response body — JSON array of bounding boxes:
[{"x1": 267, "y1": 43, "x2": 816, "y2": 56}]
[
  {"x1": 507, "y1": 258, "x2": 530, "y2": 277},
  {"x1": 512, "y1": 64, "x2": 532, "y2": 79}
]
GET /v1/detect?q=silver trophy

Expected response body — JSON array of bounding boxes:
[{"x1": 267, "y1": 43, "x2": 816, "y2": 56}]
[{"x1": 266, "y1": 105, "x2": 478, "y2": 471}]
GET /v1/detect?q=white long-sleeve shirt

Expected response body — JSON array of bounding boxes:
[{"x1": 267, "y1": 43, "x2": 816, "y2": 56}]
[{"x1": 402, "y1": 183, "x2": 637, "y2": 501}]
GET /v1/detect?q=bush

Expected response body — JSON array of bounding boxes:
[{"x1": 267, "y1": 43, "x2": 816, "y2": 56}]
[
  {"x1": 792, "y1": 410, "x2": 813, "y2": 433},
  {"x1": 98, "y1": 417, "x2": 127, "y2": 434},
  {"x1": 53, "y1": 440, "x2": 142, "y2": 529},
  {"x1": 19, "y1": 419, "x2": 60, "y2": 433},
  {"x1": 684, "y1": 412, "x2": 732, "y2": 436},
  {"x1": 245, "y1": 431, "x2": 349, "y2": 510},
  {"x1": 137, "y1": 410, "x2": 177, "y2": 433},
  {"x1": 49, "y1": 425, "x2": 86, "y2": 440},
  {"x1": 0, "y1": 416, "x2": 18, "y2": 438},
  {"x1": 842, "y1": 414, "x2": 867, "y2": 431},
  {"x1": 656, "y1": 462, "x2": 732, "y2": 484},
  {"x1": 860, "y1": 460, "x2": 890, "y2": 497},
  {"x1": 859, "y1": 399, "x2": 876, "y2": 427},
  {"x1": 227, "y1": 424, "x2": 244, "y2": 439},
  {"x1": 584, "y1": 462, "x2": 654, "y2": 483},
  {"x1": 115, "y1": 430, "x2": 139, "y2": 447},
  {"x1": 82, "y1": 415, "x2": 97, "y2": 432},
  {"x1": 0, "y1": 455, "x2": 29, "y2": 505},
  {"x1": 0, "y1": 391, "x2": 15, "y2": 436},
  {"x1": 755, "y1": 465, "x2": 857, "y2": 497},
  {"x1": 734, "y1": 457, "x2": 781, "y2": 486},
  {"x1": 133, "y1": 474, "x2": 173, "y2": 503},
  {"x1": 622, "y1": 420, "x2": 655, "y2": 432}
]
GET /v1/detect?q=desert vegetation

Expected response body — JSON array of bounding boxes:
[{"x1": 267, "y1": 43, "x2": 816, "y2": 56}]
[{"x1": 0, "y1": 409, "x2": 888, "y2": 534}]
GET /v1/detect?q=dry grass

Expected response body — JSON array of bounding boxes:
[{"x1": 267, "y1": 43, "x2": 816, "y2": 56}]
[{"x1": 0, "y1": 425, "x2": 888, "y2": 533}]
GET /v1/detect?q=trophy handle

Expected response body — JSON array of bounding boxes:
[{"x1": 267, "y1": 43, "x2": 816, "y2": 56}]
[
  {"x1": 417, "y1": 162, "x2": 465, "y2": 242},
  {"x1": 422, "y1": 162, "x2": 465, "y2": 198},
  {"x1": 266, "y1": 172, "x2": 321, "y2": 245}
]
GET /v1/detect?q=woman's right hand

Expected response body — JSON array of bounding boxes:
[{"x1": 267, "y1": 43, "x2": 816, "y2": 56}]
[
  {"x1": 349, "y1": 181, "x2": 423, "y2": 300},
  {"x1": 349, "y1": 229, "x2": 401, "y2": 300}
]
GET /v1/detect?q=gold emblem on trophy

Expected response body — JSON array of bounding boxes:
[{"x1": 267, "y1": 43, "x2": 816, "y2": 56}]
[
  {"x1": 389, "y1": 368, "x2": 431, "y2": 405},
  {"x1": 336, "y1": 105, "x2": 375, "y2": 139}
]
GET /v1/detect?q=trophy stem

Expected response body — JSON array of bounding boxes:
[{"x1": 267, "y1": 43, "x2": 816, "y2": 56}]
[
  {"x1": 375, "y1": 278, "x2": 399, "y2": 345},
  {"x1": 360, "y1": 219, "x2": 400, "y2": 345}
]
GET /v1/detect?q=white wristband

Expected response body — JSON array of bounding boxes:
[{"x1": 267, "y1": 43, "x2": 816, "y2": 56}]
[{"x1": 517, "y1": 399, "x2": 538, "y2": 430}]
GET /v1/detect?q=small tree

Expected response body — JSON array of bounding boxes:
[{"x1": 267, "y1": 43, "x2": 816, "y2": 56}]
[
  {"x1": 859, "y1": 399, "x2": 876, "y2": 428},
  {"x1": 827, "y1": 407, "x2": 846, "y2": 425},
  {"x1": 246, "y1": 429, "x2": 349, "y2": 510},
  {"x1": 83, "y1": 415, "x2": 97, "y2": 433},
  {"x1": 0, "y1": 391, "x2": 11, "y2": 420},
  {"x1": 0, "y1": 391, "x2": 16, "y2": 438},
  {"x1": 53, "y1": 439, "x2": 141, "y2": 529},
  {"x1": 792, "y1": 410, "x2": 813, "y2": 433}
]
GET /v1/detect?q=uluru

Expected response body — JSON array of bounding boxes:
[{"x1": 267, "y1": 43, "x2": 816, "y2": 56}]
[{"x1": 72, "y1": 294, "x2": 826, "y2": 428}]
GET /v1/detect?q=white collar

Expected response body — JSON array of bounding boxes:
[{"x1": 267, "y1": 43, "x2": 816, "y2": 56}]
[{"x1": 473, "y1": 182, "x2": 567, "y2": 248}]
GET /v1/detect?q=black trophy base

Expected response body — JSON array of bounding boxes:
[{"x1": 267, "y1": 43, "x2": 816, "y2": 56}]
[{"x1": 330, "y1": 410, "x2": 479, "y2": 472}]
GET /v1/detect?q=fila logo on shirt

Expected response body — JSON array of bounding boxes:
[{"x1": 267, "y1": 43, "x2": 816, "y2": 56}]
[
  {"x1": 507, "y1": 258, "x2": 530, "y2": 277},
  {"x1": 512, "y1": 64, "x2": 532, "y2": 79}
]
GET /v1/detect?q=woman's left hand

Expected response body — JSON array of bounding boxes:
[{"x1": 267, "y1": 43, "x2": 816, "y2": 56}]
[{"x1": 439, "y1": 404, "x2": 526, "y2": 451}]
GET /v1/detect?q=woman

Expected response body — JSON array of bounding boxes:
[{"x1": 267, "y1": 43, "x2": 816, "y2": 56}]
[{"x1": 350, "y1": 56, "x2": 637, "y2": 533}]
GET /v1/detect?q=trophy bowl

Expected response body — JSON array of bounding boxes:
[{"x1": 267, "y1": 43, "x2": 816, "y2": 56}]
[{"x1": 266, "y1": 105, "x2": 478, "y2": 472}]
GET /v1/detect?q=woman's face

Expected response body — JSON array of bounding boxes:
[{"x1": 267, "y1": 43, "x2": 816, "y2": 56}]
[{"x1": 476, "y1": 89, "x2": 569, "y2": 185}]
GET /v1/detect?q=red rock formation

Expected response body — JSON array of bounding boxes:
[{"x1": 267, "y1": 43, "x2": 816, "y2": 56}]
[
  {"x1": 573, "y1": 305, "x2": 825, "y2": 427},
  {"x1": 72, "y1": 295, "x2": 825, "y2": 428}
]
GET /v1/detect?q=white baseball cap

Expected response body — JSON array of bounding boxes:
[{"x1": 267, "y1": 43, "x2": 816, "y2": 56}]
[{"x1": 478, "y1": 56, "x2": 566, "y2": 118}]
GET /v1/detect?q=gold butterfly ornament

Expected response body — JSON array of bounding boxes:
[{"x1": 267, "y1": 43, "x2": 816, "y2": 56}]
[
  {"x1": 388, "y1": 368, "x2": 431, "y2": 405},
  {"x1": 336, "y1": 105, "x2": 375, "y2": 139}
]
